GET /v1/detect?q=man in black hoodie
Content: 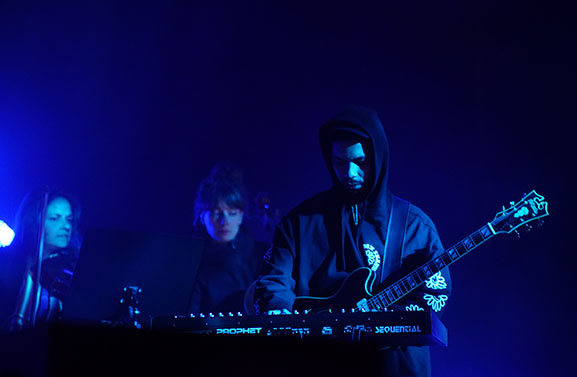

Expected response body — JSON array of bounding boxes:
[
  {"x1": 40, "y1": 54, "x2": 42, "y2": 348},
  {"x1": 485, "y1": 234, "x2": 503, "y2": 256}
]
[{"x1": 255, "y1": 106, "x2": 451, "y2": 377}]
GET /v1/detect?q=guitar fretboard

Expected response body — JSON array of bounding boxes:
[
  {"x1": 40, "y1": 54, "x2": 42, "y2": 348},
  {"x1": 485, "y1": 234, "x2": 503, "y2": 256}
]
[{"x1": 365, "y1": 223, "x2": 496, "y2": 311}]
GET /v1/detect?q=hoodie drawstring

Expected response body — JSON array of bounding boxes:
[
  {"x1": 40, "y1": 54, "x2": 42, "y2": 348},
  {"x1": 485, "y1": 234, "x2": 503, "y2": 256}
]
[{"x1": 352, "y1": 204, "x2": 359, "y2": 226}]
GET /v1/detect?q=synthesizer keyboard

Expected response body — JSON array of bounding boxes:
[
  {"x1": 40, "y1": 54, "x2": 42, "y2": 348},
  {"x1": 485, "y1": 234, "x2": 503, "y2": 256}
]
[{"x1": 151, "y1": 309, "x2": 448, "y2": 347}]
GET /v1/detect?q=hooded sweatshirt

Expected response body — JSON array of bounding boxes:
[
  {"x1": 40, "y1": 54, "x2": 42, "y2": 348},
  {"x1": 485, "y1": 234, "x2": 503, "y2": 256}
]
[{"x1": 255, "y1": 106, "x2": 451, "y2": 317}]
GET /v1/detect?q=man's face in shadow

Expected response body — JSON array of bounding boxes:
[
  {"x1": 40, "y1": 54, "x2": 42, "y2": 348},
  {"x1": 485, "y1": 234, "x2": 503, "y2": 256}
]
[{"x1": 331, "y1": 138, "x2": 373, "y2": 194}]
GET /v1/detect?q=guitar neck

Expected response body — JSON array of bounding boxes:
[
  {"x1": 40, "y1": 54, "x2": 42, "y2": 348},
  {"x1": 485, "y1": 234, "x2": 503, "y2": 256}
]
[{"x1": 366, "y1": 223, "x2": 497, "y2": 311}]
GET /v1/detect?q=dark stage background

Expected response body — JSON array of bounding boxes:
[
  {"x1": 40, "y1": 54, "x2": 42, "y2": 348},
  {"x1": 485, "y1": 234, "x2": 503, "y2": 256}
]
[{"x1": 0, "y1": 1, "x2": 575, "y2": 376}]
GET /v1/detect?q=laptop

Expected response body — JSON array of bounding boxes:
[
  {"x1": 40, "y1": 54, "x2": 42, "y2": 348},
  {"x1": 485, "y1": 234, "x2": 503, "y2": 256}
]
[{"x1": 62, "y1": 228, "x2": 204, "y2": 327}]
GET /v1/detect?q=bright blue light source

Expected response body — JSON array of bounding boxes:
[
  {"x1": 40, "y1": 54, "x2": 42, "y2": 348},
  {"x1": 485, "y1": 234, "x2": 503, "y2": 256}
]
[{"x1": 0, "y1": 220, "x2": 15, "y2": 247}]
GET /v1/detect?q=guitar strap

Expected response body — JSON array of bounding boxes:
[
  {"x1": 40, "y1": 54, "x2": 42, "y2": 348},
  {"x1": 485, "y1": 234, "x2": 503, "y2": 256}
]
[{"x1": 379, "y1": 196, "x2": 410, "y2": 284}]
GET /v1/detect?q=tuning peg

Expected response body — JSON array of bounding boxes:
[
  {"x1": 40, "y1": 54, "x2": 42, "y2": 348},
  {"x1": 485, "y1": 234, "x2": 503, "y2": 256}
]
[
  {"x1": 237, "y1": 312, "x2": 243, "y2": 317},
  {"x1": 189, "y1": 313, "x2": 195, "y2": 318},
  {"x1": 228, "y1": 312, "x2": 234, "y2": 317},
  {"x1": 199, "y1": 313, "x2": 205, "y2": 318},
  {"x1": 218, "y1": 312, "x2": 224, "y2": 317},
  {"x1": 209, "y1": 313, "x2": 214, "y2": 317}
]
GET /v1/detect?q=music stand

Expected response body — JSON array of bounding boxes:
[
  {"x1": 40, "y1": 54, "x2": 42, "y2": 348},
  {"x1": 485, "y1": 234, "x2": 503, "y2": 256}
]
[{"x1": 62, "y1": 228, "x2": 204, "y2": 327}]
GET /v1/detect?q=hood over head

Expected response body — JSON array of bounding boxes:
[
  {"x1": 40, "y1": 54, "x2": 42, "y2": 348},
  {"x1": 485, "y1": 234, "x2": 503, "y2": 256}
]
[
  {"x1": 318, "y1": 105, "x2": 393, "y2": 273},
  {"x1": 319, "y1": 105, "x2": 391, "y2": 214}
]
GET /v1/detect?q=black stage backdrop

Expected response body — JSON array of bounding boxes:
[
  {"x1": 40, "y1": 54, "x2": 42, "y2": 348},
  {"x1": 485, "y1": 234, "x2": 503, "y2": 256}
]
[{"x1": 0, "y1": 1, "x2": 575, "y2": 376}]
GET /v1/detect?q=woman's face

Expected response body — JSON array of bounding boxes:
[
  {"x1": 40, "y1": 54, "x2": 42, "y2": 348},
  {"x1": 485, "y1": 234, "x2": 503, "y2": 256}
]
[
  {"x1": 44, "y1": 197, "x2": 73, "y2": 251},
  {"x1": 201, "y1": 201, "x2": 243, "y2": 243}
]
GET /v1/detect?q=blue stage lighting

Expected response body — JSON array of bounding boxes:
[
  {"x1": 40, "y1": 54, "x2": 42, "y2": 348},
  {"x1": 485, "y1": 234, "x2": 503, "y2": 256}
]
[{"x1": 0, "y1": 220, "x2": 15, "y2": 247}]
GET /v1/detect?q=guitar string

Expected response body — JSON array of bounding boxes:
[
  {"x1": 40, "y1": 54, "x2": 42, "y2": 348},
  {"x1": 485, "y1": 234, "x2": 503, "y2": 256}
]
[
  {"x1": 365, "y1": 227, "x2": 494, "y2": 310},
  {"x1": 362, "y1": 204, "x2": 546, "y2": 311}
]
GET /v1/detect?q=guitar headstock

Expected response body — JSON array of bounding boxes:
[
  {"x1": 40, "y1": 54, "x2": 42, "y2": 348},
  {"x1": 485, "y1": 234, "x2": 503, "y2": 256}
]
[{"x1": 490, "y1": 190, "x2": 549, "y2": 235}]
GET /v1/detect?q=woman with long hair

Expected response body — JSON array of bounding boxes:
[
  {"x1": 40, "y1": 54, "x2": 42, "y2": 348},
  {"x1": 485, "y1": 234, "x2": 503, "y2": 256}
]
[{"x1": 0, "y1": 187, "x2": 82, "y2": 331}]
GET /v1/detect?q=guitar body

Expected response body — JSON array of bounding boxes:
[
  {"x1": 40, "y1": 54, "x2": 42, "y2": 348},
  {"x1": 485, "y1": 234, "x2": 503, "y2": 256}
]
[{"x1": 293, "y1": 267, "x2": 375, "y2": 313}]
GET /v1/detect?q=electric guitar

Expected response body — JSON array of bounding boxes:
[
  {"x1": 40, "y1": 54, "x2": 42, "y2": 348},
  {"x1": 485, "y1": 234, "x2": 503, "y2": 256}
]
[{"x1": 293, "y1": 190, "x2": 549, "y2": 313}]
